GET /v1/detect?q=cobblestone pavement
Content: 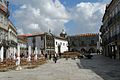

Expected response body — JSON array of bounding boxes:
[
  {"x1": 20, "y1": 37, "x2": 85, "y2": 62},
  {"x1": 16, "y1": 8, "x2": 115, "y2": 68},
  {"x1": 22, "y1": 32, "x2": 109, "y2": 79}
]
[
  {"x1": 0, "y1": 54, "x2": 120, "y2": 80},
  {"x1": 79, "y1": 54, "x2": 120, "y2": 80}
]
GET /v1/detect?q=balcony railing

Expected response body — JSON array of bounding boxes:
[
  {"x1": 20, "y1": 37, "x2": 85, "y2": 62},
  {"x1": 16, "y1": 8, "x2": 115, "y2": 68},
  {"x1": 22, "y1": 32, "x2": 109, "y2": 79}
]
[
  {"x1": 108, "y1": 17, "x2": 115, "y2": 27},
  {"x1": 8, "y1": 40, "x2": 17, "y2": 47},
  {"x1": 107, "y1": 34, "x2": 119, "y2": 43},
  {"x1": 108, "y1": 11, "x2": 120, "y2": 28},
  {"x1": 0, "y1": 39, "x2": 9, "y2": 47},
  {"x1": 116, "y1": 11, "x2": 120, "y2": 21}
]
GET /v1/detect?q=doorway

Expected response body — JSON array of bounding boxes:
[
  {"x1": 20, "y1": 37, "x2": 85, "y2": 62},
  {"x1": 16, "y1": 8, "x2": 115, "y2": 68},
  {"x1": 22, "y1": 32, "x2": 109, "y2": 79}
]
[{"x1": 58, "y1": 45, "x2": 61, "y2": 53}]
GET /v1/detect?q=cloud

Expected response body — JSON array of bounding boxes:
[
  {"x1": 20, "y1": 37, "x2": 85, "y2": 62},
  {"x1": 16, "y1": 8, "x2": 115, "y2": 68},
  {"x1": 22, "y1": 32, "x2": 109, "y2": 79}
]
[
  {"x1": 10, "y1": 0, "x2": 69, "y2": 35},
  {"x1": 67, "y1": 2, "x2": 106, "y2": 34},
  {"x1": 9, "y1": 0, "x2": 109, "y2": 35}
]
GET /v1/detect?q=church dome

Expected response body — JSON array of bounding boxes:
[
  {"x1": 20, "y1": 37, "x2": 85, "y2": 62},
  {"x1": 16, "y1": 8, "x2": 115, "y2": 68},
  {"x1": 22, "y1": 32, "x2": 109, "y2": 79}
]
[{"x1": 60, "y1": 29, "x2": 67, "y2": 38}]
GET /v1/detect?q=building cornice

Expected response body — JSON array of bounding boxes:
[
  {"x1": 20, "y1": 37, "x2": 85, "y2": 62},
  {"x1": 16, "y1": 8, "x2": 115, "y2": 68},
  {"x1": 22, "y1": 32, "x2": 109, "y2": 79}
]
[{"x1": 0, "y1": 3, "x2": 9, "y2": 16}]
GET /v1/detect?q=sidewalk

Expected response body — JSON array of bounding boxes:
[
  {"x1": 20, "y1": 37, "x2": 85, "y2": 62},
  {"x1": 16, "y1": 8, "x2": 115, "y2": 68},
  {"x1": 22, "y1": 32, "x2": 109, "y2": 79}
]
[
  {"x1": 78, "y1": 54, "x2": 120, "y2": 80},
  {"x1": 0, "y1": 58, "x2": 104, "y2": 80},
  {"x1": 0, "y1": 55, "x2": 119, "y2": 80}
]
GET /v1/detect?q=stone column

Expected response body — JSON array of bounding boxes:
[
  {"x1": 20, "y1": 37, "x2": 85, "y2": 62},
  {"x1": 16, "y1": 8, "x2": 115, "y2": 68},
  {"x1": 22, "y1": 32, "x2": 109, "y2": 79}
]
[
  {"x1": 16, "y1": 44, "x2": 22, "y2": 70},
  {"x1": 28, "y1": 46, "x2": 31, "y2": 62},
  {"x1": 39, "y1": 49, "x2": 41, "y2": 55},
  {"x1": 34, "y1": 47, "x2": 38, "y2": 60},
  {"x1": 13, "y1": 47, "x2": 16, "y2": 60},
  {"x1": 6, "y1": 48, "x2": 9, "y2": 59},
  {"x1": 0, "y1": 46, "x2": 4, "y2": 62}
]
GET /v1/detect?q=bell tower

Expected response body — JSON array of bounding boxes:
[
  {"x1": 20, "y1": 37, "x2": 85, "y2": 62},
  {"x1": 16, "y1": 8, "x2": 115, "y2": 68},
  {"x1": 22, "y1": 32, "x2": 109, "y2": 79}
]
[{"x1": 60, "y1": 29, "x2": 67, "y2": 38}]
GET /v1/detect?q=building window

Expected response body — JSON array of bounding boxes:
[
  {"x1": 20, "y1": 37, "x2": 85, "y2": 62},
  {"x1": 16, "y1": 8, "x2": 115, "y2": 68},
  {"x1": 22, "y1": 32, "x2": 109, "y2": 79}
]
[
  {"x1": 91, "y1": 40, "x2": 94, "y2": 44},
  {"x1": 56, "y1": 42, "x2": 57, "y2": 45},
  {"x1": 63, "y1": 43, "x2": 65, "y2": 46},
  {"x1": 81, "y1": 41, "x2": 84, "y2": 45},
  {"x1": 66, "y1": 43, "x2": 68, "y2": 46},
  {"x1": 60, "y1": 42, "x2": 62, "y2": 45},
  {"x1": 41, "y1": 36, "x2": 43, "y2": 40}
]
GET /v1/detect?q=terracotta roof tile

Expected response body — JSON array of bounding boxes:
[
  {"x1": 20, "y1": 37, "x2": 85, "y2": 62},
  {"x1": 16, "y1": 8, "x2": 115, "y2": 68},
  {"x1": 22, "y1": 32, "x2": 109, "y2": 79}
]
[{"x1": 76, "y1": 33, "x2": 98, "y2": 37}]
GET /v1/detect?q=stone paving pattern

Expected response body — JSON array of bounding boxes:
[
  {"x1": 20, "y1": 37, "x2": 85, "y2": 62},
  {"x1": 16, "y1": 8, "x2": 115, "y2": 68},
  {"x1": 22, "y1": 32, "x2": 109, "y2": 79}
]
[{"x1": 0, "y1": 54, "x2": 120, "y2": 80}]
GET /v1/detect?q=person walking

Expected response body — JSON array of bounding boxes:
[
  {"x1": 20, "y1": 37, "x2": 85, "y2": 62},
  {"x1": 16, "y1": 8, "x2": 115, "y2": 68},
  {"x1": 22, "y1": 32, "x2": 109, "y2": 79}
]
[
  {"x1": 45, "y1": 53, "x2": 47, "y2": 59},
  {"x1": 49, "y1": 54, "x2": 52, "y2": 60},
  {"x1": 53, "y1": 53, "x2": 57, "y2": 63}
]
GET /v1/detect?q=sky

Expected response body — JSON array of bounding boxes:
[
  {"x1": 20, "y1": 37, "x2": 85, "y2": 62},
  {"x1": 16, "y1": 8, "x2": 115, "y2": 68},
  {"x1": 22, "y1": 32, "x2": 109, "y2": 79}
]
[{"x1": 9, "y1": 0, "x2": 111, "y2": 35}]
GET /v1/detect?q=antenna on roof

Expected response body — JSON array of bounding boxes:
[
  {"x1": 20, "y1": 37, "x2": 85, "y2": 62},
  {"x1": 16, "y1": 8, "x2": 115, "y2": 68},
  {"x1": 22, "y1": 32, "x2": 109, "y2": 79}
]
[{"x1": 49, "y1": 29, "x2": 51, "y2": 33}]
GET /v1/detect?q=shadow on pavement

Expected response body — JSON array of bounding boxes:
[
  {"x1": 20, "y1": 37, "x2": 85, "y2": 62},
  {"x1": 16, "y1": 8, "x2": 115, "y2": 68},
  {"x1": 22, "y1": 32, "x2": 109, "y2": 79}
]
[{"x1": 77, "y1": 54, "x2": 120, "y2": 80}]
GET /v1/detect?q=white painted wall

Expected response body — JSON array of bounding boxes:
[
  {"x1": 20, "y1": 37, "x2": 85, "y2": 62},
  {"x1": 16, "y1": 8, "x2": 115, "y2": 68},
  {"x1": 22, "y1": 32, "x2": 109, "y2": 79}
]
[
  {"x1": 0, "y1": 46, "x2": 4, "y2": 62},
  {"x1": 55, "y1": 38, "x2": 68, "y2": 53}
]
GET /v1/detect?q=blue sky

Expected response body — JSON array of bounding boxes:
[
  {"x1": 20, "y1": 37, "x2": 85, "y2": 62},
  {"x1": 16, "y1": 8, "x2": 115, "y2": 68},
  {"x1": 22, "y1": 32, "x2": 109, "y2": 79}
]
[
  {"x1": 60, "y1": 0, "x2": 110, "y2": 35},
  {"x1": 60, "y1": 0, "x2": 103, "y2": 8},
  {"x1": 9, "y1": 0, "x2": 111, "y2": 35}
]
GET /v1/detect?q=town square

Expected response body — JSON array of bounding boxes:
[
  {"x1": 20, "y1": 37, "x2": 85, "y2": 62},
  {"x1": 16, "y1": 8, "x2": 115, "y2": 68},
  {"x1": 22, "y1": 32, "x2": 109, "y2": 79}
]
[{"x1": 0, "y1": 0, "x2": 120, "y2": 80}]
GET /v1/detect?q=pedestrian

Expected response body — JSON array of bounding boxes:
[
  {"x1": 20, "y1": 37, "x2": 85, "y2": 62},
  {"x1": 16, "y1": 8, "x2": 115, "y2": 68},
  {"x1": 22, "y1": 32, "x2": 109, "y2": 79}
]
[
  {"x1": 49, "y1": 54, "x2": 52, "y2": 60},
  {"x1": 59, "y1": 53, "x2": 62, "y2": 58},
  {"x1": 53, "y1": 53, "x2": 57, "y2": 63},
  {"x1": 97, "y1": 49, "x2": 100, "y2": 54},
  {"x1": 45, "y1": 53, "x2": 47, "y2": 59}
]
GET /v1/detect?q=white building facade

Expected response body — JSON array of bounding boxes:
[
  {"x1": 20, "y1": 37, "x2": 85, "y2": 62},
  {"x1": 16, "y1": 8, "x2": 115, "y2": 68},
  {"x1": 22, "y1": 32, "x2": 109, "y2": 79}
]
[
  {"x1": 6, "y1": 21, "x2": 17, "y2": 59},
  {"x1": 54, "y1": 37, "x2": 68, "y2": 53},
  {"x1": 26, "y1": 32, "x2": 68, "y2": 55},
  {"x1": 0, "y1": 0, "x2": 18, "y2": 61}
]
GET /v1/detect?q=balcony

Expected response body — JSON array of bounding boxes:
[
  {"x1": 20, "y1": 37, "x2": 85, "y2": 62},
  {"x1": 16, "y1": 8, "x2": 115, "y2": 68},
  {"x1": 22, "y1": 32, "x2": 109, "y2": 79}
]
[
  {"x1": 8, "y1": 40, "x2": 17, "y2": 47},
  {"x1": 108, "y1": 17, "x2": 115, "y2": 27},
  {"x1": 0, "y1": 39, "x2": 9, "y2": 47},
  {"x1": 108, "y1": 11, "x2": 120, "y2": 28},
  {"x1": 108, "y1": 34, "x2": 118, "y2": 44}
]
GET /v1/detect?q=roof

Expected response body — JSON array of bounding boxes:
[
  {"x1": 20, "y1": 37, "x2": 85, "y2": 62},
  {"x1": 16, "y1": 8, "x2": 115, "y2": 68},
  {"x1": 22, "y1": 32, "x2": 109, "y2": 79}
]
[
  {"x1": 18, "y1": 34, "x2": 33, "y2": 37},
  {"x1": 18, "y1": 32, "x2": 47, "y2": 37},
  {"x1": 69, "y1": 33, "x2": 98, "y2": 37},
  {"x1": 18, "y1": 32, "x2": 68, "y2": 42},
  {"x1": 17, "y1": 35, "x2": 27, "y2": 43},
  {"x1": 54, "y1": 36, "x2": 67, "y2": 41},
  {"x1": 78, "y1": 33, "x2": 98, "y2": 37}
]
